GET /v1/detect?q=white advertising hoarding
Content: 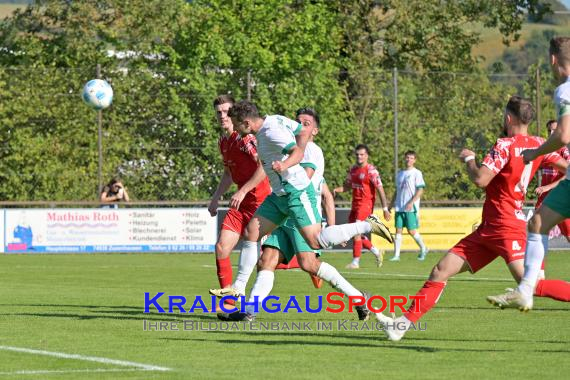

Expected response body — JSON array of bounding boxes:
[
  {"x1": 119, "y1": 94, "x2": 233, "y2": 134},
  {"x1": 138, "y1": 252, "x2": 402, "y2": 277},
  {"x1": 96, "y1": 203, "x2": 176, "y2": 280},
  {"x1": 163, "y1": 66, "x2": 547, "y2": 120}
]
[{"x1": 3, "y1": 208, "x2": 216, "y2": 253}]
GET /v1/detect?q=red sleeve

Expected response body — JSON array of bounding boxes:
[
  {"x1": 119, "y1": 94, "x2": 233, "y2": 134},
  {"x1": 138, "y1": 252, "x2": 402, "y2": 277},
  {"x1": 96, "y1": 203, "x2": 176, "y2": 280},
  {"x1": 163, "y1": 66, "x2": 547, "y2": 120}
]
[
  {"x1": 241, "y1": 134, "x2": 259, "y2": 162},
  {"x1": 482, "y1": 138, "x2": 511, "y2": 174},
  {"x1": 561, "y1": 146, "x2": 570, "y2": 161},
  {"x1": 368, "y1": 165, "x2": 383, "y2": 189},
  {"x1": 541, "y1": 151, "x2": 564, "y2": 168}
]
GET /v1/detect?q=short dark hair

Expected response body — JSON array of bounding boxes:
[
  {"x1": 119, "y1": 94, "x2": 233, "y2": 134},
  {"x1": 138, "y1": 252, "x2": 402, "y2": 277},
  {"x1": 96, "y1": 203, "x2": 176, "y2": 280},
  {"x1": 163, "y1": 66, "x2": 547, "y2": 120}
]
[
  {"x1": 550, "y1": 37, "x2": 570, "y2": 65},
  {"x1": 227, "y1": 100, "x2": 260, "y2": 123},
  {"x1": 295, "y1": 107, "x2": 320, "y2": 128},
  {"x1": 355, "y1": 144, "x2": 369, "y2": 154},
  {"x1": 404, "y1": 150, "x2": 416, "y2": 158},
  {"x1": 213, "y1": 94, "x2": 235, "y2": 108},
  {"x1": 505, "y1": 96, "x2": 534, "y2": 125},
  {"x1": 546, "y1": 119, "x2": 557, "y2": 129}
]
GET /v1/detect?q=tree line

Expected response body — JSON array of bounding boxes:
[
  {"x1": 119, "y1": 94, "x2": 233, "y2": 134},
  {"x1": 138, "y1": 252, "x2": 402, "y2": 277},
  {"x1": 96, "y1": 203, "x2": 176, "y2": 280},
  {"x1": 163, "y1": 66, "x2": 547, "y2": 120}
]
[{"x1": 0, "y1": 0, "x2": 557, "y2": 202}]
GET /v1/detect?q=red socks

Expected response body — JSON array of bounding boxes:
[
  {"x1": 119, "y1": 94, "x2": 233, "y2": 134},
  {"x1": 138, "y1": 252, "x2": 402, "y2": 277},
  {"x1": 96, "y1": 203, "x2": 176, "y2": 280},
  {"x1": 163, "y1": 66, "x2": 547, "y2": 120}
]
[
  {"x1": 216, "y1": 257, "x2": 233, "y2": 288},
  {"x1": 362, "y1": 237, "x2": 373, "y2": 251},
  {"x1": 535, "y1": 279, "x2": 570, "y2": 302},
  {"x1": 404, "y1": 280, "x2": 446, "y2": 322},
  {"x1": 353, "y1": 239, "x2": 362, "y2": 259}
]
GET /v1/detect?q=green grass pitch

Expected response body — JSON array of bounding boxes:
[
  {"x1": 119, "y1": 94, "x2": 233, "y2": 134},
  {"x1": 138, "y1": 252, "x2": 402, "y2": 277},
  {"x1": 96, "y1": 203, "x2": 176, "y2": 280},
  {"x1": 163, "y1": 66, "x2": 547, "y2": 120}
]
[{"x1": 1, "y1": 251, "x2": 569, "y2": 379}]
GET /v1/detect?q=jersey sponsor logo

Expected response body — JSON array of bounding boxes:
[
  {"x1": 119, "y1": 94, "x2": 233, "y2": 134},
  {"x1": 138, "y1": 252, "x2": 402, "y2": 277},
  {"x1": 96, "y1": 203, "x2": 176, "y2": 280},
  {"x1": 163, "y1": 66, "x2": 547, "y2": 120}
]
[{"x1": 359, "y1": 173, "x2": 365, "y2": 180}]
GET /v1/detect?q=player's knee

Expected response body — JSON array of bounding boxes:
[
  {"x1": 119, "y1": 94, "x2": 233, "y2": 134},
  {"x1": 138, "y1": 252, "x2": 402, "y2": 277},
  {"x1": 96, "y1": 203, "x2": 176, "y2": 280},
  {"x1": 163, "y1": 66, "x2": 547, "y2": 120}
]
[
  {"x1": 243, "y1": 226, "x2": 259, "y2": 242},
  {"x1": 215, "y1": 241, "x2": 231, "y2": 259},
  {"x1": 298, "y1": 254, "x2": 319, "y2": 274},
  {"x1": 430, "y1": 262, "x2": 451, "y2": 282},
  {"x1": 527, "y1": 214, "x2": 542, "y2": 234}
]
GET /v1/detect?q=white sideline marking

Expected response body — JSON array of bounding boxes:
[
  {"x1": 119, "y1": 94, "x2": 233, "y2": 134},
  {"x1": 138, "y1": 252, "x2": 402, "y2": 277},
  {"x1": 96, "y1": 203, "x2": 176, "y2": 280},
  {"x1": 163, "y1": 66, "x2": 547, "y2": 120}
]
[
  {"x1": 200, "y1": 264, "x2": 513, "y2": 282},
  {"x1": 0, "y1": 346, "x2": 171, "y2": 372},
  {"x1": 0, "y1": 368, "x2": 147, "y2": 375}
]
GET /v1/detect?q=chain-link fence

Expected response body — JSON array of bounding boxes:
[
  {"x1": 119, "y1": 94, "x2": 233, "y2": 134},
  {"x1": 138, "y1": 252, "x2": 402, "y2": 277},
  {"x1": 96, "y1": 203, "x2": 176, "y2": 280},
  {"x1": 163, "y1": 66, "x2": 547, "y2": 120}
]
[{"x1": 0, "y1": 65, "x2": 554, "y2": 205}]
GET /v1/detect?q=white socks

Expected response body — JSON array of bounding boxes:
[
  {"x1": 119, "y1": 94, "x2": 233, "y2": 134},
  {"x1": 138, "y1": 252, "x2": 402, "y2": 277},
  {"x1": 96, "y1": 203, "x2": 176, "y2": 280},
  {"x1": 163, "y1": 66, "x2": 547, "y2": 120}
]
[
  {"x1": 317, "y1": 221, "x2": 371, "y2": 248},
  {"x1": 519, "y1": 233, "x2": 549, "y2": 297},
  {"x1": 245, "y1": 270, "x2": 275, "y2": 315},
  {"x1": 232, "y1": 240, "x2": 259, "y2": 296},
  {"x1": 317, "y1": 262, "x2": 362, "y2": 297},
  {"x1": 412, "y1": 232, "x2": 426, "y2": 251},
  {"x1": 393, "y1": 233, "x2": 402, "y2": 258},
  {"x1": 370, "y1": 246, "x2": 380, "y2": 257}
]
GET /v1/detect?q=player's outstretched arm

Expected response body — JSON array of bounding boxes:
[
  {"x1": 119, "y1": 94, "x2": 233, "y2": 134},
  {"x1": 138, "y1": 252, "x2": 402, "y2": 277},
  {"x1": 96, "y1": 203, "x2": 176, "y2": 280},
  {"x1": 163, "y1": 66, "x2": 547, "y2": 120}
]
[{"x1": 524, "y1": 115, "x2": 570, "y2": 163}]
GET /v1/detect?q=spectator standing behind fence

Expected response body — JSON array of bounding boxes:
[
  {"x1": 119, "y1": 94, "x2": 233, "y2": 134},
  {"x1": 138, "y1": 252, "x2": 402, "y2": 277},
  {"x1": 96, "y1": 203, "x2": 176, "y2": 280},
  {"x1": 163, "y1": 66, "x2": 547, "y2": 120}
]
[
  {"x1": 334, "y1": 144, "x2": 391, "y2": 269},
  {"x1": 389, "y1": 150, "x2": 428, "y2": 262},
  {"x1": 100, "y1": 178, "x2": 130, "y2": 207}
]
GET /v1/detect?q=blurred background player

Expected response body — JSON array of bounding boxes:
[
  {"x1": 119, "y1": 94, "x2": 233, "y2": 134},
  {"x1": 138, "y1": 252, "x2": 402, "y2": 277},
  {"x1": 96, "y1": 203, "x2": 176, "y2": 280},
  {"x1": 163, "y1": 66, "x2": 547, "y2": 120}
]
[
  {"x1": 334, "y1": 144, "x2": 391, "y2": 269},
  {"x1": 380, "y1": 96, "x2": 569, "y2": 341},
  {"x1": 535, "y1": 119, "x2": 570, "y2": 245},
  {"x1": 388, "y1": 150, "x2": 428, "y2": 261},
  {"x1": 208, "y1": 95, "x2": 270, "y2": 307},
  {"x1": 487, "y1": 37, "x2": 570, "y2": 311}
]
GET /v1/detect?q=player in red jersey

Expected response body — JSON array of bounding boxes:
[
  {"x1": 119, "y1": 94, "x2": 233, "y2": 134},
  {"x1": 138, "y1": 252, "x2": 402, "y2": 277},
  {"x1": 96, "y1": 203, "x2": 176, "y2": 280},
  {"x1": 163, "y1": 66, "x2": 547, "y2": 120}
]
[
  {"x1": 378, "y1": 96, "x2": 570, "y2": 341},
  {"x1": 535, "y1": 120, "x2": 570, "y2": 244},
  {"x1": 208, "y1": 95, "x2": 271, "y2": 306},
  {"x1": 334, "y1": 144, "x2": 391, "y2": 269}
]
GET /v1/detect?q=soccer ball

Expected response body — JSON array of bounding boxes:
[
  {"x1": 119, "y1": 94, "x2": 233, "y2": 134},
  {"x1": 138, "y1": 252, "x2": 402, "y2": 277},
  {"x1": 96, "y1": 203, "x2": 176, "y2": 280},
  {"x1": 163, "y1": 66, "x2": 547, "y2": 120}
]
[{"x1": 82, "y1": 79, "x2": 113, "y2": 110}]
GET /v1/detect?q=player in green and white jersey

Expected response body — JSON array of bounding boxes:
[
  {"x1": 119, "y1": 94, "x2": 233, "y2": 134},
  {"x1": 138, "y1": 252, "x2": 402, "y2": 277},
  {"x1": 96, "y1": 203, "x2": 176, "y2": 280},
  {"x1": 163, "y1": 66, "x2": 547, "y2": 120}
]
[
  {"x1": 217, "y1": 108, "x2": 374, "y2": 322},
  {"x1": 209, "y1": 101, "x2": 393, "y2": 299},
  {"x1": 389, "y1": 150, "x2": 428, "y2": 261}
]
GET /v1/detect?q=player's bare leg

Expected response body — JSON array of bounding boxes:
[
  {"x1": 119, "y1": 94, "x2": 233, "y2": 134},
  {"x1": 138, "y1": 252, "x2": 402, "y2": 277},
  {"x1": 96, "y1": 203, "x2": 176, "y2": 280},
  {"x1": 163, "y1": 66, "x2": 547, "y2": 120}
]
[{"x1": 381, "y1": 253, "x2": 469, "y2": 341}]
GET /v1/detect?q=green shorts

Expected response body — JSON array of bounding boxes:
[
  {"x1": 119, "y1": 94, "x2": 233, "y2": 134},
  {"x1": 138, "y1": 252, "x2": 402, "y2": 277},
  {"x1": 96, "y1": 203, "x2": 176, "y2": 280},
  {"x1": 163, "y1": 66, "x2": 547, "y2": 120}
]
[
  {"x1": 395, "y1": 211, "x2": 419, "y2": 230},
  {"x1": 544, "y1": 179, "x2": 570, "y2": 218},
  {"x1": 263, "y1": 219, "x2": 320, "y2": 264},
  {"x1": 256, "y1": 183, "x2": 321, "y2": 229}
]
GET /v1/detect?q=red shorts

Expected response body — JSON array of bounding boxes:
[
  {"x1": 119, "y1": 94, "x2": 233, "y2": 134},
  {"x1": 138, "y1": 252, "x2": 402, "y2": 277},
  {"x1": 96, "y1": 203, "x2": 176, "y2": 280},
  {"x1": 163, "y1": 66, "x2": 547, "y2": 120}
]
[
  {"x1": 449, "y1": 226, "x2": 526, "y2": 273},
  {"x1": 221, "y1": 197, "x2": 262, "y2": 236},
  {"x1": 349, "y1": 207, "x2": 372, "y2": 223},
  {"x1": 558, "y1": 219, "x2": 570, "y2": 237}
]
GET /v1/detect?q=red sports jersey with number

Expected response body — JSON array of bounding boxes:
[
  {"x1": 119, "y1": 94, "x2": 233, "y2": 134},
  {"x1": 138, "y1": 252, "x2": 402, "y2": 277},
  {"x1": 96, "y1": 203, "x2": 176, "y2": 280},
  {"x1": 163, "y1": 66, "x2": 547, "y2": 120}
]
[
  {"x1": 346, "y1": 163, "x2": 383, "y2": 213},
  {"x1": 218, "y1": 131, "x2": 270, "y2": 202},
  {"x1": 481, "y1": 135, "x2": 561, "y2": 233},
  {"x1": 538, "y1": 145, "x2": 570, "y2": 204}
]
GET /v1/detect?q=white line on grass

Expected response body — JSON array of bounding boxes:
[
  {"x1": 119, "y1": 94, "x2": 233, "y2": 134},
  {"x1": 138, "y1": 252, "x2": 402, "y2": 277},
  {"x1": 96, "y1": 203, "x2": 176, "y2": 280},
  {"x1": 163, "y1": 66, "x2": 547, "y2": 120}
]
[
  {"x1": 0, "y1": 368, "x2": 150, "y2": 376},
  {"x1": 0, "y1": 346, "x2": 171, "y2": 372},
  {"x1": 201, "y1": 264, "x2": 513, "y2": 282}
]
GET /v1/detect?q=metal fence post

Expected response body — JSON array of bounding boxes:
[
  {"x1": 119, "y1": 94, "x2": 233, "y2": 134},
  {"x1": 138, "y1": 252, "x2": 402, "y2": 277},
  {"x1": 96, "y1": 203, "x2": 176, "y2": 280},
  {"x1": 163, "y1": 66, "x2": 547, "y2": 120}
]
[
  {"x1": 536, "y1": 66, "x2": 541, "y2": 137},
  {"x1": 97, "y1": 63, "x2": 103, "y2": 197},
  {"x1": 247, "y1": 69, "x2": 252, "y2": 101},
  {"x1": 393, "y1": 67, "x2": 399, "y2": 183}
]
